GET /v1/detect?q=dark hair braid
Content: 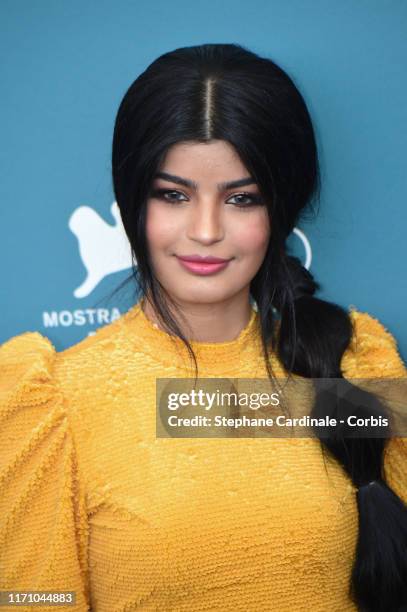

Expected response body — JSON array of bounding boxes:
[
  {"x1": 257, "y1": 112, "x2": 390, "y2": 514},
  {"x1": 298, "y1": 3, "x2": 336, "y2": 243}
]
[{"x1": 273, "y1": 255, "x2": 407, "y2": 611}]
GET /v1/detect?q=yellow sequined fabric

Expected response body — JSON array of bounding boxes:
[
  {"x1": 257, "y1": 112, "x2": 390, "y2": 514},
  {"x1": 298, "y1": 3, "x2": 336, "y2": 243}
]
[{"x1": 0, "y1": 302, "x2": 406, "y2": 611}]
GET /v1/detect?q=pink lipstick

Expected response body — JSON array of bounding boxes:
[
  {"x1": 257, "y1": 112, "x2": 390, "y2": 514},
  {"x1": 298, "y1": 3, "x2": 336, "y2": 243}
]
[{"x1": 176, "y1": 254, "x2": 232, "y2": 275}]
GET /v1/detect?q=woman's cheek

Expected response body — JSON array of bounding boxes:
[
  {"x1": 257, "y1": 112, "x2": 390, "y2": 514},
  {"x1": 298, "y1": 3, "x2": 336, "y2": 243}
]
[
  {"x1": 146, "y1": 205, "x2": 177, "y2": 248},
  {"x1": 234, "y1": 213, "x2": 270, "y2": 255}
]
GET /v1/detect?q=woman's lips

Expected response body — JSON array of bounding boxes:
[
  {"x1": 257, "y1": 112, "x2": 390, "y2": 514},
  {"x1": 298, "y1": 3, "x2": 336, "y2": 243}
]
[{"x1": 176, "y1": 256, "x2": 231, "y2": 275}]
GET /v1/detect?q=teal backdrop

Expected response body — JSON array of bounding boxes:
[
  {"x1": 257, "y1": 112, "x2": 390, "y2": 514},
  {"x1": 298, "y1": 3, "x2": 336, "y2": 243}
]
[{"x1": 1, "y1": 1, "x2": 406, "y2": 360}]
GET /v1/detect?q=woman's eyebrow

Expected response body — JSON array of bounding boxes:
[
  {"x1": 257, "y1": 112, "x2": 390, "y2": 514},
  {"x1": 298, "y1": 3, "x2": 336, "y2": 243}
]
[{"x1": 153, "y1": 171, "x2": 256, "y2": 191}]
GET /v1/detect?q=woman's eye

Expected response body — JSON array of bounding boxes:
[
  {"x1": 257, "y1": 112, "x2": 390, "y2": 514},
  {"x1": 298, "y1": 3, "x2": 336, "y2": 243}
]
[
  {"x1": 227, "y1": 193, "x2": 263, "y2": 207},
  {"x1": 151, "y1": 189, "x2": 188, "y2": 203}
]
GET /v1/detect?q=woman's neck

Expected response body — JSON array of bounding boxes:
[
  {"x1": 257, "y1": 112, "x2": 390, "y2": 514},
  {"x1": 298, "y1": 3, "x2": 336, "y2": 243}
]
[{"x1": 141, "y1": 293, "x2": 254, "y2": 343}]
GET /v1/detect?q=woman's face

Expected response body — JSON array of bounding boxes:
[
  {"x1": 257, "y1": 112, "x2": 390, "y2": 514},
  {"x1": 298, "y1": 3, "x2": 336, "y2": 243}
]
[{"x1": 145, "y1": 140, "x2": 271, "y2": 307}]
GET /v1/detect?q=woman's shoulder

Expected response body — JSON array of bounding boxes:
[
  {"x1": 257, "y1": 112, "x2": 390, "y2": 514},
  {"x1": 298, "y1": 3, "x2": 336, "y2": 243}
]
[
  {"x1": 343, "y1": 309, "x2": 407, "y2": 504},
  {"x1": 0, "y1": 319, "x2": 133, "y2": 478},
  {"x1": 0, "y1": 331, "x2": 60, "y2": 411},
  {"x1": 0, "y1": 309, "x2": 133, "y2": 405},
  {"x1": 341, "y1": 306, "x2": 407, "y2": 378}
]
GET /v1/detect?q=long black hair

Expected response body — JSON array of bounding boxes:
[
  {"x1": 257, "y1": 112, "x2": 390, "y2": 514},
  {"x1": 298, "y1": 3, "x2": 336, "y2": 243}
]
[{"x1": 111, "y1": 43, "x2": 407, "y2": 611}]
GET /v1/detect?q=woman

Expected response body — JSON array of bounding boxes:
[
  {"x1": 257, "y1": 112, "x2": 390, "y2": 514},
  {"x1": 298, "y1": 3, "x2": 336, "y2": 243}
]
[{"x1": 1, "y1": 43, "x2": 406, "y2": 612}]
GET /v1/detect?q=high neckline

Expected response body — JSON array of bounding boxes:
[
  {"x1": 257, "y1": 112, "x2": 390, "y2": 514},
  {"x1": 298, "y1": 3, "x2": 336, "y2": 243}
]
[{"x1": 121, "y1": 299, "x2": 264, "y2": 375}]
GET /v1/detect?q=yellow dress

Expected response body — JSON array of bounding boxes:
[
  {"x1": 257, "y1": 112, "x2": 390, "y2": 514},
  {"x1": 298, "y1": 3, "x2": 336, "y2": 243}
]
[{"x1": 0, "y1": 302, "x2": 406, "y2": 612}]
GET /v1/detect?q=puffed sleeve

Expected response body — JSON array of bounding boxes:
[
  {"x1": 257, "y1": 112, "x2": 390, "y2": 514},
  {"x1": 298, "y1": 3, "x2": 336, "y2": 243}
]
[
  {"x1": 341, "y1": 308, "x2": 407, "y2": 505},
  {"x1": 0, "y1": 332, "x2": 90, "y2": 611}
]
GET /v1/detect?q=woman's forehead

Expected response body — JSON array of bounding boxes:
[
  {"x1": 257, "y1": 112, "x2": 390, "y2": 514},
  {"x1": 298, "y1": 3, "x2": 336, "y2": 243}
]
[{"x1": 156, "y1": 140, "x2": 251, "y2": 182}]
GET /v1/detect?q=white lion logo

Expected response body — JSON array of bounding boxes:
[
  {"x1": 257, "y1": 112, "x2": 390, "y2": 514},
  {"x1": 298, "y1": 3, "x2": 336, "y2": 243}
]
[{"x1": 69, "y1": 201, "x2": 133, "y2": 298}]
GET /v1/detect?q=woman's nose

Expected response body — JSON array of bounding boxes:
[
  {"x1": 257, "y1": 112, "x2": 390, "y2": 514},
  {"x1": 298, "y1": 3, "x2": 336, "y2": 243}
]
[{"x1": 186, "y1": 199, "x2": 225, "y2": 244}]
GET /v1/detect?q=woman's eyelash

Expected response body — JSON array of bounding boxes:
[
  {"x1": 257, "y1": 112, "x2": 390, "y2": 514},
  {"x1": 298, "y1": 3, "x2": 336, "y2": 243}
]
[
  {"x1": 150, "y1": 188, "x2": 263, "y2": 208},
  {"x1": 151, "y1": 189, "x2": 187, "y2": 203},
  {"x1": 228, "y1": 193, "x2": 263, "y2": 207}
]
